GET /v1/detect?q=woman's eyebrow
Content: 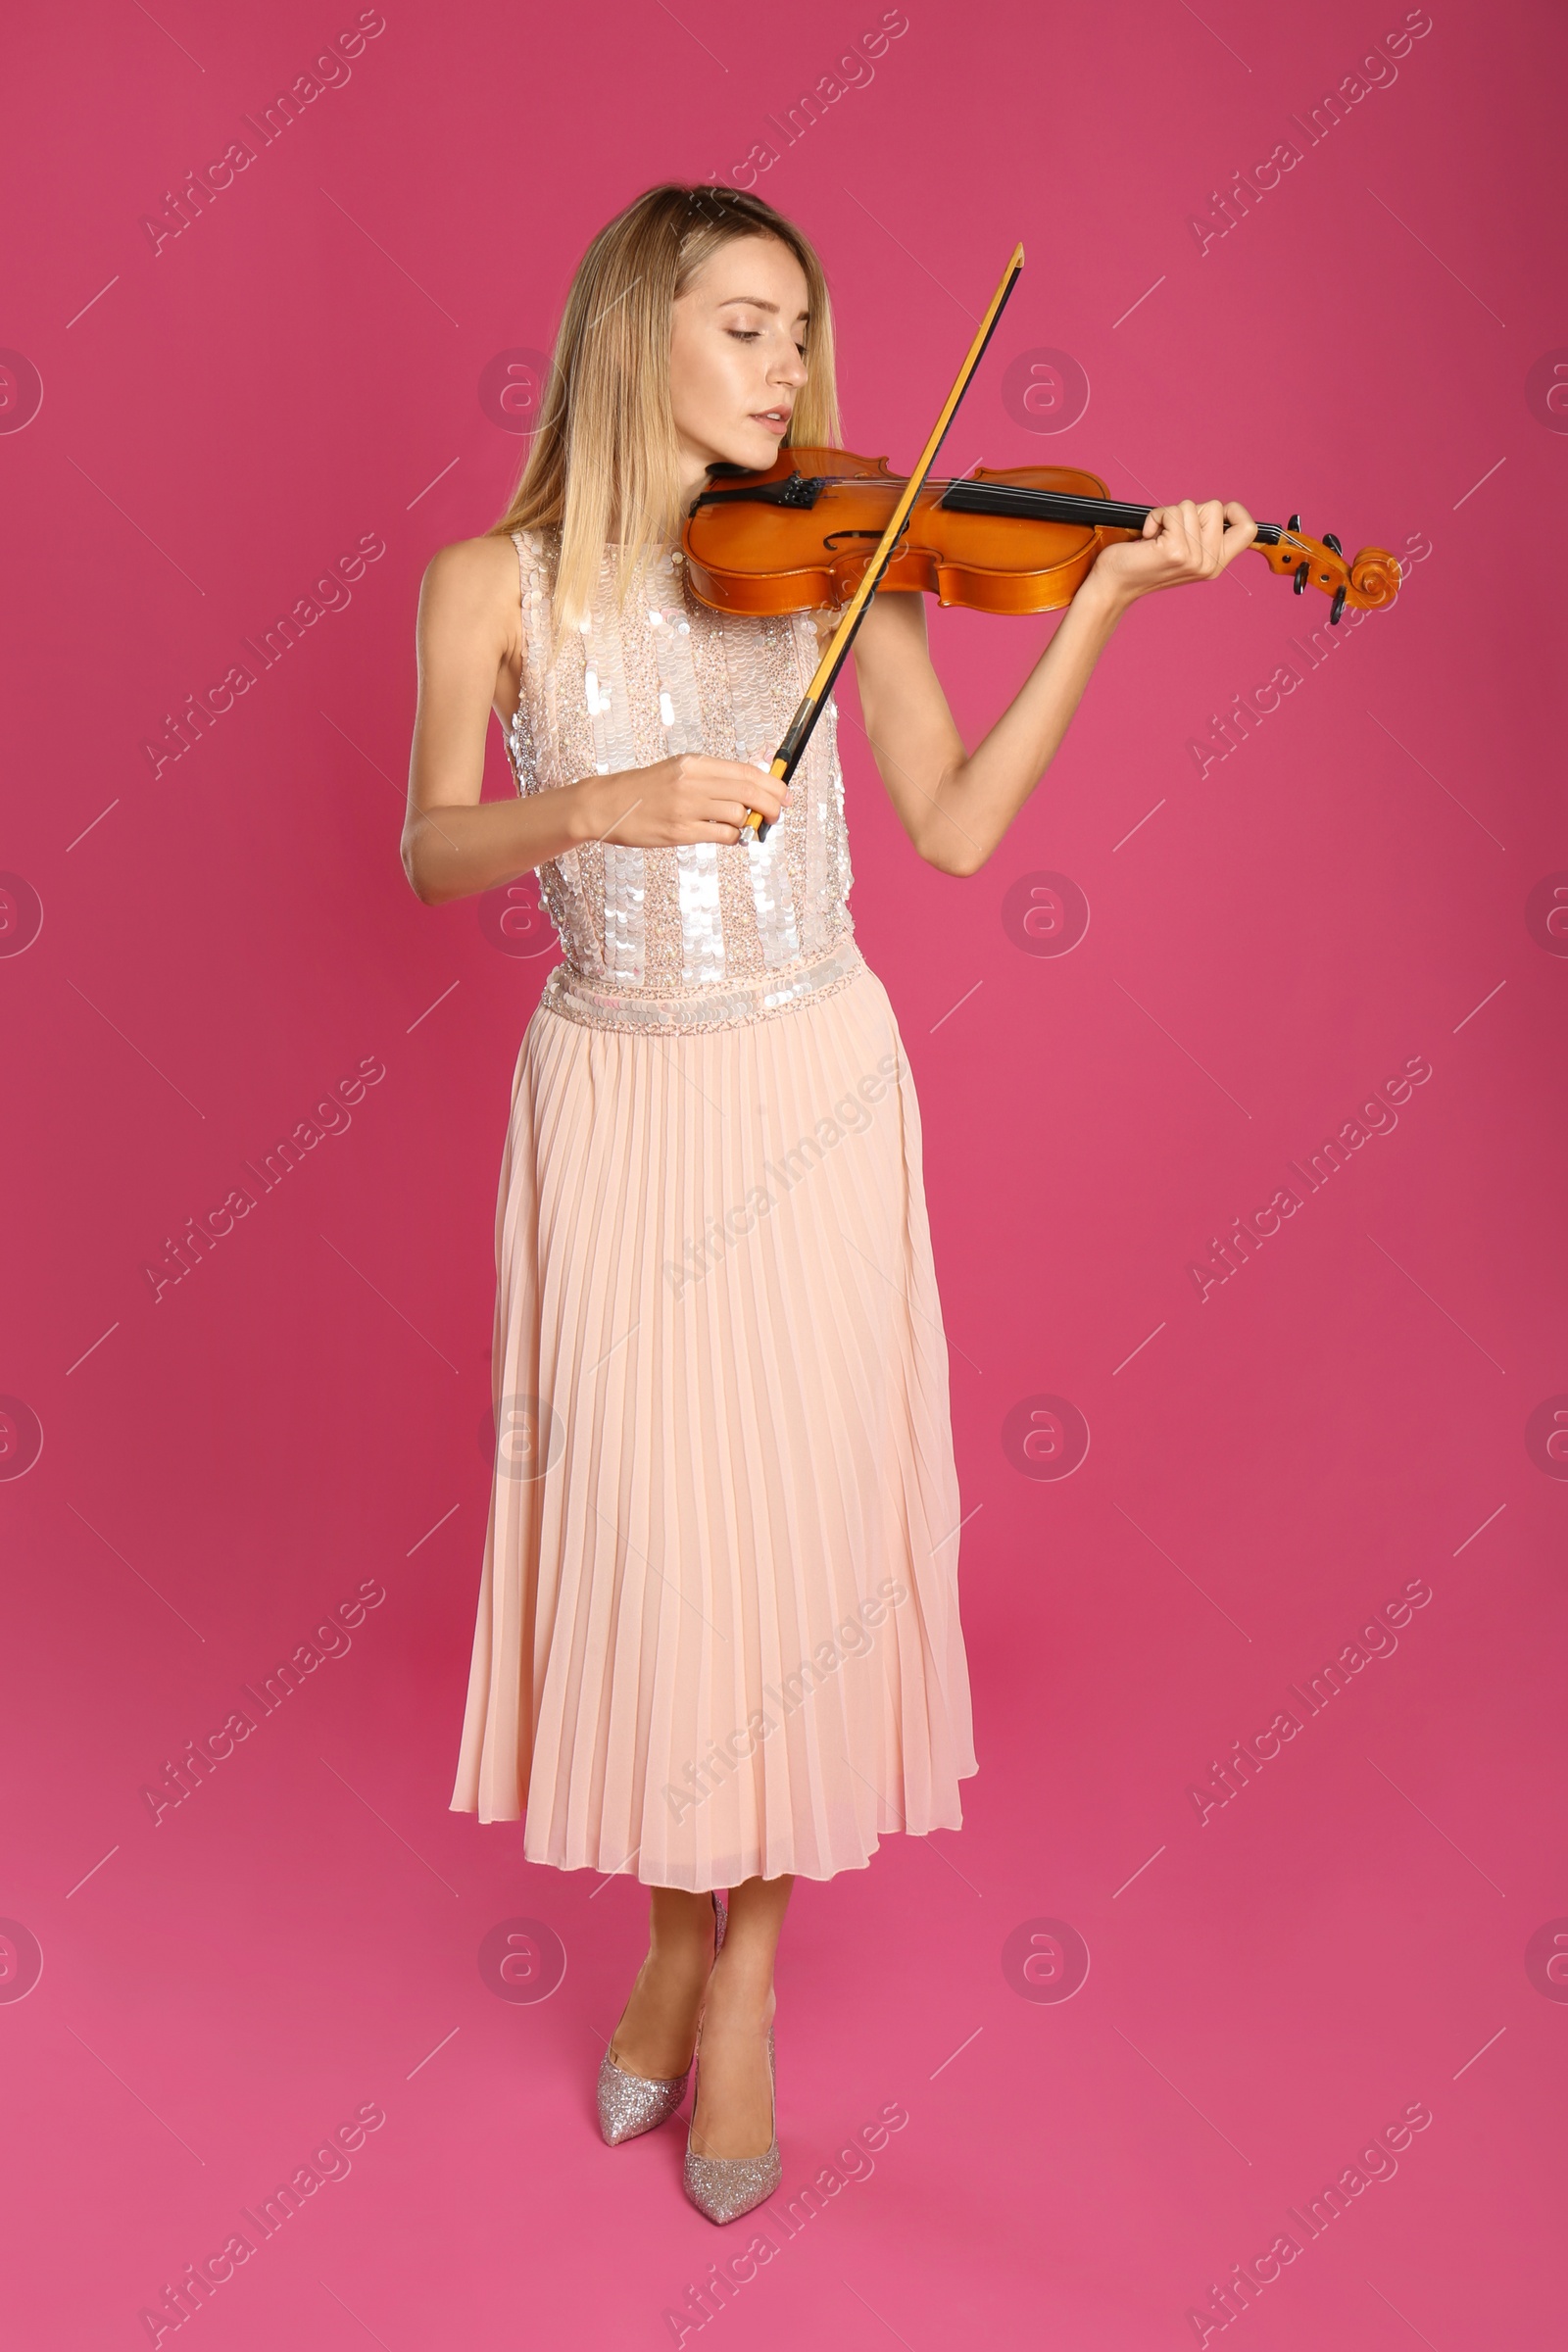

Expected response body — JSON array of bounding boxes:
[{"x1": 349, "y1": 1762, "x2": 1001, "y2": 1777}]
[{"x1": 716, "y1": 296, "x2": 810, "y2": 321}]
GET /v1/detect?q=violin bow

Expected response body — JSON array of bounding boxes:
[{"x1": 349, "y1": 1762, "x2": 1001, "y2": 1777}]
[{"x1": 740, "y1": 241, "x2": 1026, "y2": 844}]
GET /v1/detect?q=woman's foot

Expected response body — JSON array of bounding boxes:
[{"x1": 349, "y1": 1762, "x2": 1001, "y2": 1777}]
[
  {"x1": 688, "y1": 1952, "x2": 777, "y2": 2159},
  {"x1": 608, "y1": 1895, "x2": 722, "y2": 2082}
]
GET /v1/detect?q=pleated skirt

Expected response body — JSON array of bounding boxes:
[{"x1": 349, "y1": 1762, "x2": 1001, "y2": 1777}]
[{"x1": 449, "y1": 949, "x2": 977, "y2": 1888}]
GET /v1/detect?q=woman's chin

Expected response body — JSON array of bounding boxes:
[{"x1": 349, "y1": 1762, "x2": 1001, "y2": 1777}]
[{"x1": 710, "y1": 428, "x2": 787, "y2": 474}]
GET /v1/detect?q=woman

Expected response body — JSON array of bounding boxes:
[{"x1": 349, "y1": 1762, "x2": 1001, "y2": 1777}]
[{"x1": 402, "y1": 181, "x2": 1255, "y2": 2225}]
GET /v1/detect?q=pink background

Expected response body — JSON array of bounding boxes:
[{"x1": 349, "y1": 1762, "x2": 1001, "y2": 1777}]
[{"x1": 2, "y1": 0, "x2": 1564, "y2": 2343}]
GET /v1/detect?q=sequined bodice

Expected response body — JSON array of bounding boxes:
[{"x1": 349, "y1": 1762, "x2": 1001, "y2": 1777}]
[{"x1": 506, "y1": 527, "x2": 861, "y2": 1035}]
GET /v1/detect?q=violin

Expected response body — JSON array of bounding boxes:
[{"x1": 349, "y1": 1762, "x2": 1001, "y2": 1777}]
[{"x1": 684, "y1": 445, "x2": 1402, "y2": 627}]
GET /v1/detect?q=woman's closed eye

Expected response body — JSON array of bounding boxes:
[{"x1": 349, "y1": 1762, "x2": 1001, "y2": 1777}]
[{"x1": 726, "y1": 328, "x2": 808, "y2": 357}]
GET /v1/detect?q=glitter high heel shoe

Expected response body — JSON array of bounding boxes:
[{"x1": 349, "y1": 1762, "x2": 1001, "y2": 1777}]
[
  {"x1": 683, "y1": 2017, "x2": 781, "y2": 2225},
  {"x1": 596, "y1": 1890, "x2": 727, "y2": 2146}
]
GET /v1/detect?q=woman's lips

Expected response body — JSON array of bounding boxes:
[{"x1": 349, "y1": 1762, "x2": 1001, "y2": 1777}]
[{"x1": 751, "y1": 412, "x2": 791, "y2": 437}]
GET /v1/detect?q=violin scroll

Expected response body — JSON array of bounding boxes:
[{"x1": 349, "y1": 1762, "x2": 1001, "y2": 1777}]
[
  {"x1": 1346, "y1": 546, "x2": 1402, "y2": 610},
  {"x1": 1253, "y1": 524, "x2": 1402, "y2": 618}
]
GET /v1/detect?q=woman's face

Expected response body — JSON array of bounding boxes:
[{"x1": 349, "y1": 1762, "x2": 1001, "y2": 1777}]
[{"x1": 669, "y1": 233, "x2": 811, "y2": 492}]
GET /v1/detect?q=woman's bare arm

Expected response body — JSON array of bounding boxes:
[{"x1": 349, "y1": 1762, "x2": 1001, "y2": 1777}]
[
  {"x1": 849, "y1": 499, "x2": 1257, "y2": 877},
  {"x1": 401, "y1": 537, "x2": 788, "y2": 905},
  {"x1": 401, "y1": 537, "x2": 599, "y2": 906}
]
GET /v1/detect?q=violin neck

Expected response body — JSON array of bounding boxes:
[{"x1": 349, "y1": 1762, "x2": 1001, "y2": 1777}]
[{"x1": 938, "y1": 477, "x2": 1283, "y2": 544}]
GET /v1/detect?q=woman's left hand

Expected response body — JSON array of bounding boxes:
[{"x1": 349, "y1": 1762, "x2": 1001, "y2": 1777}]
[{"x1": 1087, "y1": 498, "x2": 1257, "y2": 610}]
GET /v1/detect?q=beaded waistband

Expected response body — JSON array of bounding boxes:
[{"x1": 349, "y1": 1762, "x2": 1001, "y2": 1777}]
[{"x1": 537, "y1": 934, "x2": 866, "y2": 1037}]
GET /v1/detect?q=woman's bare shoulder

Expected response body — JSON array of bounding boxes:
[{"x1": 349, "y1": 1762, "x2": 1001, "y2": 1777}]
[
  {"x1": 417, "y1": 532, "x2": 526, "y2": 646},
  {"x1": 420, "y1": 530, "x2": 520, "y2": 598}
]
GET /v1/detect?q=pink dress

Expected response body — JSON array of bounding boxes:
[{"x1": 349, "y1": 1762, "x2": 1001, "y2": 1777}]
[{"x1": 449, "y1": 524, "x2": 976, "y2": 1888}]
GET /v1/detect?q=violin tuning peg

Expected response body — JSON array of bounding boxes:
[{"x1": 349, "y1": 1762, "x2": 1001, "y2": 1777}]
[
  {"x1": 1322, "y1": 531, "x2": 1343, "y2": 557},
  {"x1": 1294, "y1": 561, "x2": 1309, "y2": 595},
  {"x1": 1329, "y1": 584, "x2": 1348, "y2": 625},
  {"x1": 1288, "y1": 513, "x2": 1301, "y2": 533}
]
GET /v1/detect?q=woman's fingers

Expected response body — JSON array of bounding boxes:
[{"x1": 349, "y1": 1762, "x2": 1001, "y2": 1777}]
[
  {"x1": 1162, "y1": 501, "x2": 1198, "y2": 571},
  {"x1": 1214, "y1": 499, "x2": 1259, "y2": 572},
  {"x1": 724, "y1": 783, "x2": 784, "y2": 827},
  {"x1": 1197, "y1": 498, "x2": 1226, "y2": 575},
  {"x1": 1152, "y1": 497, "x2": 1257, "y2": 580},
  {"x1": 708, "y1": 779, "x2": 785, "y2": 836},
  {"x1": 1099, "y1": 492, "x2": 1260, "y2": 603},
  {"x1": 599, "y1": 753, "x2": 793, "y2": 848},
  {"x1": 1180, "y1": 499, "x2": 1204, "y2": 567},
  {"x1": 711, "y1": 759, "x2": 783, "y2": 814},
  {"x1": 675, "y1": 756, "x2": 782, "y2": 832}
]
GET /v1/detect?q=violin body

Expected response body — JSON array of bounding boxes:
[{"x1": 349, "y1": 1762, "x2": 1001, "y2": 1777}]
[
  {"x1": 686, "y1": 446, "x2": 1115, "y2": 615},
  {"x1": 683, "y1": 445, "x2": 1402, "y2": 622}
]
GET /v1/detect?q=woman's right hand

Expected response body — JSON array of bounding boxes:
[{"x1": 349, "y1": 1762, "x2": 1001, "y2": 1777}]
[{"x1": 573, "y1": 754, "x2": 787, "y2": 850}]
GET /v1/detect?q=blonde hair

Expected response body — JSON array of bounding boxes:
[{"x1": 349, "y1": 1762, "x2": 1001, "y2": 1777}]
[{"x1": 491, "y1": 183, "x2": 841, "y2": 647}]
